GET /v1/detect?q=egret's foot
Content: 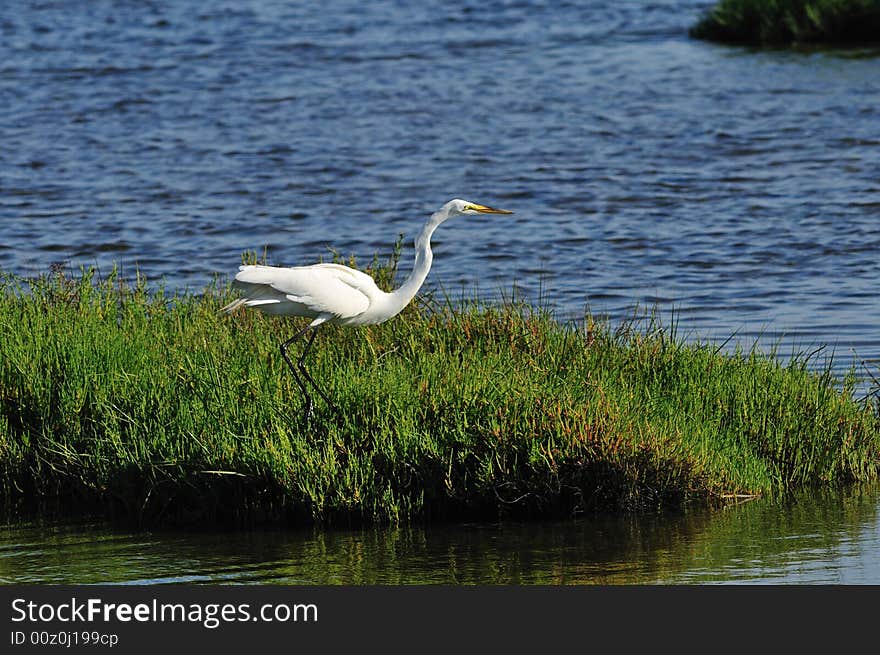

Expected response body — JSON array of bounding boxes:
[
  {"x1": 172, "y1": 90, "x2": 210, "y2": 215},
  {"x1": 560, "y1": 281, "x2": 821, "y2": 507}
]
[{"x1": 325, "y1": 399, "x2": 342, "y2": 421}]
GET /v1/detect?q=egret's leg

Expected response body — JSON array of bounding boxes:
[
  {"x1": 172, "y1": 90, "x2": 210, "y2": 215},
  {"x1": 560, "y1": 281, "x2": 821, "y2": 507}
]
[
  {"x1": 296, "y1": 327, "x2": 341, "y2": 417},
  {"x1": 279, "y1": 325, "x2": 340, "y2": 422},
  {"x1": 280, "y1": 325, "x2": 315, "y2": 422}
]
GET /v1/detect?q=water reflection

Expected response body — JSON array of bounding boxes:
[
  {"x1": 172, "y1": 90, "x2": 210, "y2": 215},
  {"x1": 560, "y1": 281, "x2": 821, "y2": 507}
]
[
  {"x1": 2, "y1": 483, "x2": 878, "y2": 584},
  {"x1": 662, "y1": 485, "x2": 880, "y2": 584}
]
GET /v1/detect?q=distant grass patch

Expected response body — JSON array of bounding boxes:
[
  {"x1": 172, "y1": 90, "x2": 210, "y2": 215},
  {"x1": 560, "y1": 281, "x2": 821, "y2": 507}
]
[
  {"x1": 1, "y1": 264, "x2": 878, "y2": 527},
  {"x1": 690, "y1": 0, "x2": 880, "y2": 45}
]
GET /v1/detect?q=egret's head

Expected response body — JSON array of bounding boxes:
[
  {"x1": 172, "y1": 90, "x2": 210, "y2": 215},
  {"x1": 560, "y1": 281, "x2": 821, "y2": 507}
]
[{"x1": 447, "y1": 198, "x2": 514, "y2": 217}]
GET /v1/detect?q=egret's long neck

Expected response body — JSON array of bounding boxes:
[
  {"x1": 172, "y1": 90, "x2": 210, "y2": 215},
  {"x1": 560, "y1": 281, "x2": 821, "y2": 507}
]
[{"x1": 387, "y1": 207, "x2": 448, "y2": 314}]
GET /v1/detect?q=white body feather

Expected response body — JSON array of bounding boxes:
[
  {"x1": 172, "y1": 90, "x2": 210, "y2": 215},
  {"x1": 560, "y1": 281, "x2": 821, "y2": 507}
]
[{"x1": 226, "y1": 262, "x2": 392, "y2": 326}]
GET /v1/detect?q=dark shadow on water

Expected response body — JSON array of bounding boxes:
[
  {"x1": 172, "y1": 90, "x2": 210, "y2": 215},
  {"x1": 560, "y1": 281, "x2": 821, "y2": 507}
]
[{"x1": 2, "y1": 482, "x2": 878, "y2": 584}]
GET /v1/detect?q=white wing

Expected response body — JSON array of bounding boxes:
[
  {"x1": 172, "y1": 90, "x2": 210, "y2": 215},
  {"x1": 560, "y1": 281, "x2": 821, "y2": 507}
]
[{"x1": 229, "y1": 263, "x2": 376, "y2": 321}]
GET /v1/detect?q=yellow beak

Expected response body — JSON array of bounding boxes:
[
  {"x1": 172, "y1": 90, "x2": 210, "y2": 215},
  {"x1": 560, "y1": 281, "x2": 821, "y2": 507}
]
[{"x1": 468, "y1": 203, "x2": 514, "y2": 214}]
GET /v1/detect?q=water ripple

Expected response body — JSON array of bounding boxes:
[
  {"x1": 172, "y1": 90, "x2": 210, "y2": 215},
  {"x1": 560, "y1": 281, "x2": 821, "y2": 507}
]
[{"x1": 1, "y1": 0, "x2": 878, "y2": 387}]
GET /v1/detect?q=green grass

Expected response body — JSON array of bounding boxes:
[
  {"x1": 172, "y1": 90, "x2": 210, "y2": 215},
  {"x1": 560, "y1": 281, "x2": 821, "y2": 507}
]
[
  {"x1": 690, "y1": 0, "x2": 880, "y2": 45},
  {"x1": 1, "y1": 262, "x2": 878, "y2": 527}
]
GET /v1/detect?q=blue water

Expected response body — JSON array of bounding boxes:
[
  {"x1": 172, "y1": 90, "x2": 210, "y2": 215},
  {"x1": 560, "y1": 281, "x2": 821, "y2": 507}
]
[{"x1": 2, "y1": 0, "x2": 879, "y2": 384}]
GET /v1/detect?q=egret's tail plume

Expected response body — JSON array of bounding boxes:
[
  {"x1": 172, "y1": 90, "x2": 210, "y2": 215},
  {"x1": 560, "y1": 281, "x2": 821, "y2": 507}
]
[{"x1": 220, "y1": 298, "x2": 247, "y2": 314}]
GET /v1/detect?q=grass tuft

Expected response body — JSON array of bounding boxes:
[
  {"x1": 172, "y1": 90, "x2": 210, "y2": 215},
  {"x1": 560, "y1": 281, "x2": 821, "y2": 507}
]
[{"x1": 690, "y1": 0, "x2": 880, "y2": 45}]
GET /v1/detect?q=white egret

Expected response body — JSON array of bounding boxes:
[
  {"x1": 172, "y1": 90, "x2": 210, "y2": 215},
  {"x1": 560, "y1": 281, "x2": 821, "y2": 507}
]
[{"x1": 222, "y1": 198, "x2": 513, "y2": 421}]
